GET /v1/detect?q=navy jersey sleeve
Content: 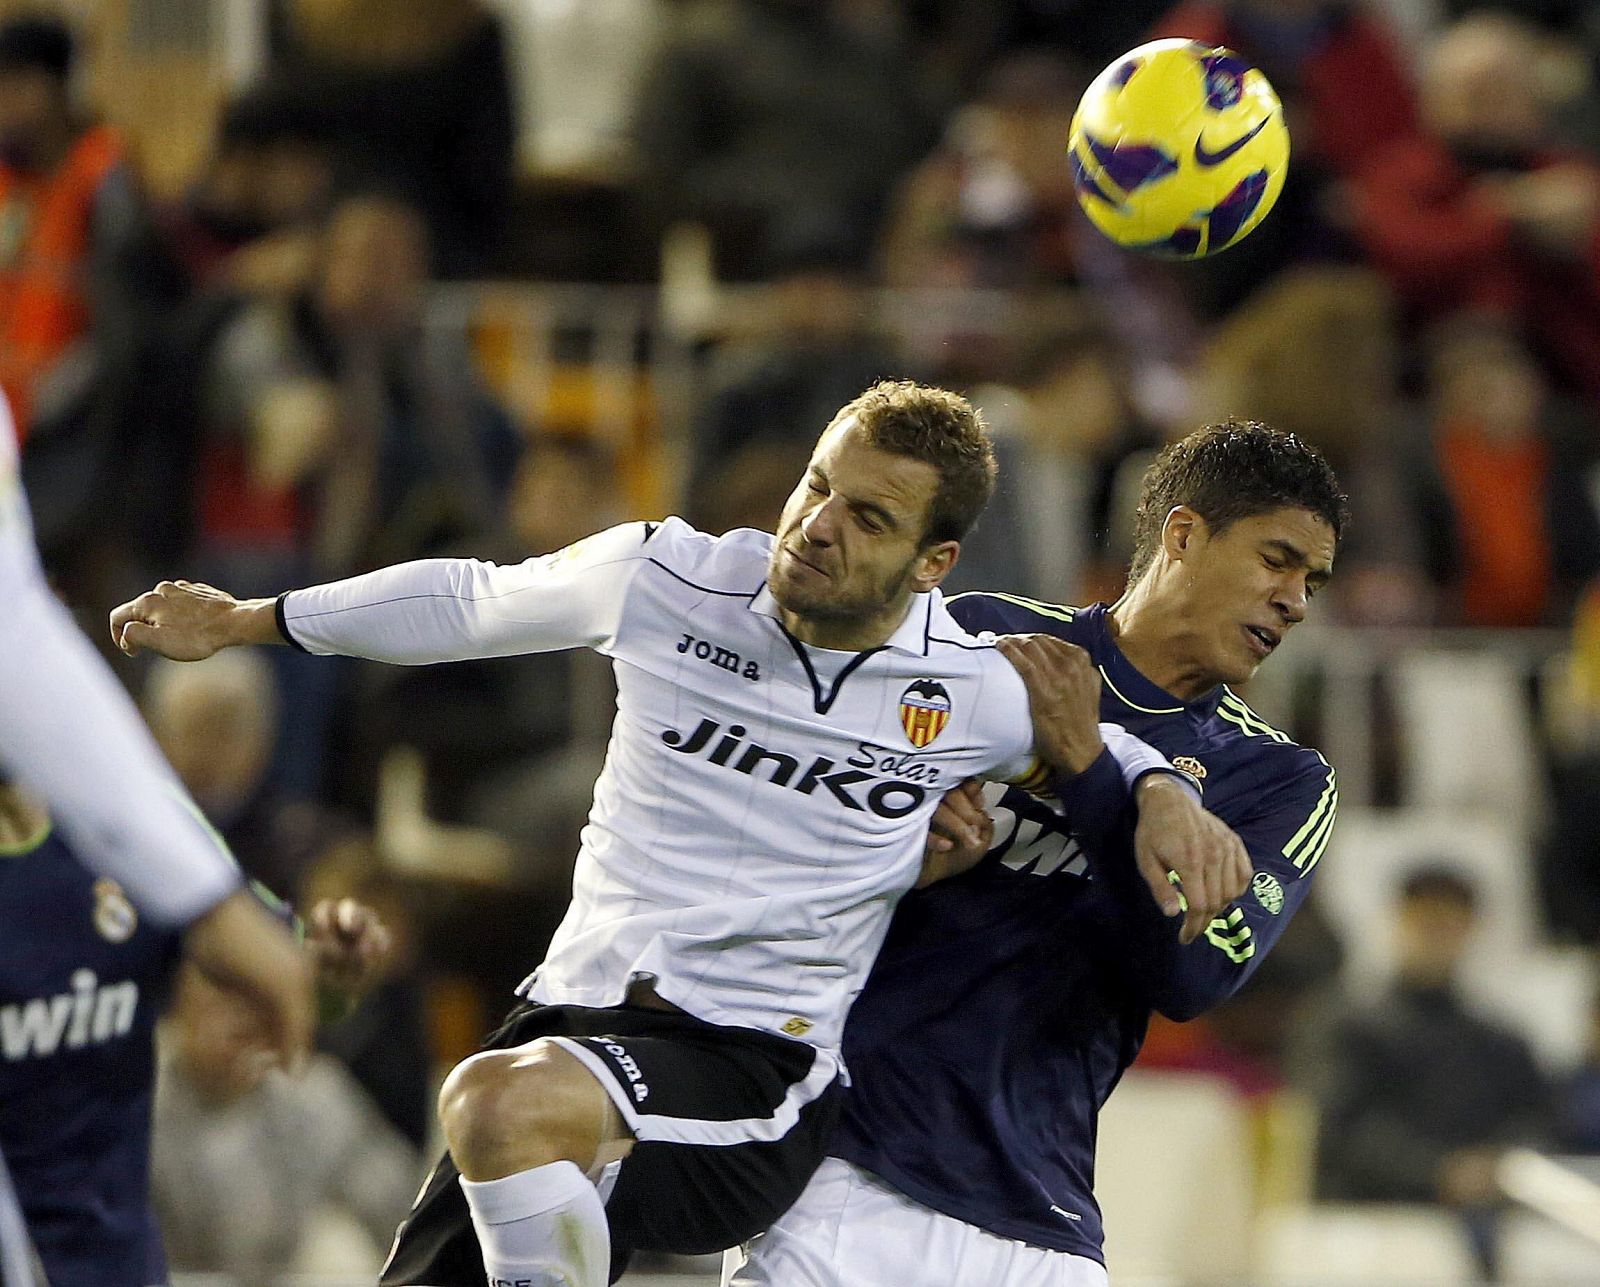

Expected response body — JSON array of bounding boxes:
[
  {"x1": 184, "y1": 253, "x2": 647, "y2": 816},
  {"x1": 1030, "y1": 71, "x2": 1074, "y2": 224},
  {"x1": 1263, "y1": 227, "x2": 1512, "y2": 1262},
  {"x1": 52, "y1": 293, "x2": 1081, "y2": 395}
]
[{"x1": 1090, "y1": 748, "x2": 1337, "y2": 1021}]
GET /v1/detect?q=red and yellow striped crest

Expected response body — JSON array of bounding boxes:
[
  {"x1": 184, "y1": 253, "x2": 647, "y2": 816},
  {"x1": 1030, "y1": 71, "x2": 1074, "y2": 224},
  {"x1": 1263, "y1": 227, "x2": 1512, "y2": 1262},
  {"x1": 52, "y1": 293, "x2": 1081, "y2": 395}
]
[{"x1": 899, "y1": 680, "x2": 952, "y2": 749}]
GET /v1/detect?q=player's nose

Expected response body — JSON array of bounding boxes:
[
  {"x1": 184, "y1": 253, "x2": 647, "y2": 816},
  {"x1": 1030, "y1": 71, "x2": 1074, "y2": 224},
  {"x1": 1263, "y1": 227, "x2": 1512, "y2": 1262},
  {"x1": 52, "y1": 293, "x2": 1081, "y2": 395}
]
[
  {"x1": 801, "y1": 497, "x2": 840, "y2": 545},
  {"x1": 1273, "y1": 578, "x2": 1308, "y2": 624}
]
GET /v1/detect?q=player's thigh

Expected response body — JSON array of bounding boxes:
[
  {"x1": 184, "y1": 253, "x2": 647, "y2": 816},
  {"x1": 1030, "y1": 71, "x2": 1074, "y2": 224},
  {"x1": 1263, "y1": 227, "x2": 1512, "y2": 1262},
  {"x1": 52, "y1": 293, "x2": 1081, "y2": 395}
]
[{"x1": 730, "y1": 1157, "x2": 1111, "y2": 1287}]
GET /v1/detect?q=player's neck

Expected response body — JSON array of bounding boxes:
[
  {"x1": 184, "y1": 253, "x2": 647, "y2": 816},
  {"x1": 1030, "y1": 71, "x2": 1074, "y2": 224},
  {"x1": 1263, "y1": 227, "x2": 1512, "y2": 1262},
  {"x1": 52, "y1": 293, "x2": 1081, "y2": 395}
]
[
  {"x1": 1107, "y1": 584, "x2": 1217, "y2": 703},
  {"x1": 0, "y1": 785, "x2": 50, "y2": 854}
]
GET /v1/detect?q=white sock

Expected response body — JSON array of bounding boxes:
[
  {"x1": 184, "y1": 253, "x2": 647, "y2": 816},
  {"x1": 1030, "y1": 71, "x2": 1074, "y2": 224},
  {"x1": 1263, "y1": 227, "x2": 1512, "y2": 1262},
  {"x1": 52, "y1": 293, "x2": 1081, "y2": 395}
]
[{"x1": 460, "y1": 1159, "x2": 611, "y2": 1287}]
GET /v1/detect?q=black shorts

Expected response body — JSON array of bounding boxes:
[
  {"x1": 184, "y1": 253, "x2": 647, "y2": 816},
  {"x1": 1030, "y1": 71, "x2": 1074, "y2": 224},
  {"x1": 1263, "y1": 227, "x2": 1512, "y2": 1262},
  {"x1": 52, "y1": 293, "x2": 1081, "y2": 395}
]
[{"x1": 379, "y1": 1000, "x2": 843, "y2": 1286}]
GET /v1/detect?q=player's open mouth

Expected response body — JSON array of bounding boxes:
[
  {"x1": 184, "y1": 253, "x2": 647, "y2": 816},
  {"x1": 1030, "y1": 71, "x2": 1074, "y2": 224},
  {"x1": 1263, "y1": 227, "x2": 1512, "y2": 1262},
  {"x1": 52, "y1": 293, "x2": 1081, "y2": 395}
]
[{"x1": 1243, "y1": 624, "x2": 1279, "y2": 657}]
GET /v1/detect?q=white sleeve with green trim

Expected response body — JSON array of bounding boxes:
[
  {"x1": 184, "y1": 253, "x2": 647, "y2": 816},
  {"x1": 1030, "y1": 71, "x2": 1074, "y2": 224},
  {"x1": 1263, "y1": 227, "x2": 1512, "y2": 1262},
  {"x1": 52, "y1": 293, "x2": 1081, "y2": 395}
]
[{"x1": 0, "y1": 393, "x2": 242, "y2": 925}]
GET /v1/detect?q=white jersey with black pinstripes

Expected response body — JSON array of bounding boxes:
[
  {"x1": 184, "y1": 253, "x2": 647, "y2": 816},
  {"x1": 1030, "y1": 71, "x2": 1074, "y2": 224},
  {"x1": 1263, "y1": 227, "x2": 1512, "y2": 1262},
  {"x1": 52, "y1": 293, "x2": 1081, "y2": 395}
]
[{"x1": 278, "y1": 518, "x2": 1176, "y2": 1052}]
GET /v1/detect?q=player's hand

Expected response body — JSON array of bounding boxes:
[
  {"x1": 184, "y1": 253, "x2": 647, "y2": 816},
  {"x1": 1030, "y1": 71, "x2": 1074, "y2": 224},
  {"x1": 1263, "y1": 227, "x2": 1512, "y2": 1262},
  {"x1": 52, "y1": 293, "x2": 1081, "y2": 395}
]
[
  {"x1": 996, "y1": 635, "x2": 1104, "y2": 777},
  {"x1": 110, "y1": 579, "x2": 281, "y2": 660},
  {"x1": 307, "y1": 897, "x2": 393, "y2": 1008},
  {"x1": 183, "y1": 887, "x2": 314, "y2": 1074},
  {"x1": 1132, "y1": 775, "x2": 1252, "y2": 944},
  {"x1": 917, "y1": 778, "x2": 993, "y2": 888}
]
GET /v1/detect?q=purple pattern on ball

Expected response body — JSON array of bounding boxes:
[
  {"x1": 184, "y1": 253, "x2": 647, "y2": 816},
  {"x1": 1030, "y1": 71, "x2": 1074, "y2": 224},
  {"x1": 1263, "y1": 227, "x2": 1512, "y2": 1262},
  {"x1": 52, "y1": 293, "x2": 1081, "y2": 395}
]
[
  {"x1": 1069, "y1": 148, "x2": 1118, "y2": 207},
  {"x1": 1205, "y1": 170, "x2": 1270, "y2": 248},
  {"x1": 1111, "y1": 58, "x2": 1142, "y2": 88},
  {"x1": 1083, "y1": 133, "x2": 1179, "y2": 195},
  {"x1": 1201, "y1": 52, "x2": 1250, "y2": 109},
  {"x1": 1141, "y1": 226, "x2": 1204, "y2": 257}
]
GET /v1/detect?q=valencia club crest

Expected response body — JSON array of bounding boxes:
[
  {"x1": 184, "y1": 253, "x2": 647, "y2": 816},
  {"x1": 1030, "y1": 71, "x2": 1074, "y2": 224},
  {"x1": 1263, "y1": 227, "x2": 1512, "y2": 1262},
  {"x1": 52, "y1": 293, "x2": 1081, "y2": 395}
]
[{"x1": 900, "y1": 680, "x2": 952, "y2": 749}]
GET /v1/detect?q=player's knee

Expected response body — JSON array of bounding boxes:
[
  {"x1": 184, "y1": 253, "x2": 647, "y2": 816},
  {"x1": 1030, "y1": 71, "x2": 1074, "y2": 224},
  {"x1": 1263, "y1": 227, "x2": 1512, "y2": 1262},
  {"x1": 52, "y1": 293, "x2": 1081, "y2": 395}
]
[{"x1": 439, "y1": 1040, "x2": 608, "y2": 1180}]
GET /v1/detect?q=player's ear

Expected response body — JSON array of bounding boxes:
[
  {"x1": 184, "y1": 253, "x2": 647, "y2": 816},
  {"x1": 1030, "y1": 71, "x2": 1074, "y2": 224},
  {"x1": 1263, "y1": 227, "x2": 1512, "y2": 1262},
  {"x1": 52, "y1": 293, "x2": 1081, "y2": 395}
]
[
  {"x1": 913, "y1": 540, "x2": 960, "y2": 593},
  {"x1": 1161, "y1": 506, "x2": 1204, "y2": 563}
]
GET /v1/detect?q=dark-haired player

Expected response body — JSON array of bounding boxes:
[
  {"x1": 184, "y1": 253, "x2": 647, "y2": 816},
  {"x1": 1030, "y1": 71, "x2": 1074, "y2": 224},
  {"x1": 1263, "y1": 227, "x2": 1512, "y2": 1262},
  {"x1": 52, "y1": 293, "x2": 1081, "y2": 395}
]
[
  {"x1": 111, "y1": 381, "x2": 1244, "y2": 1286},
  {"x1": 733, "y1": 421, "x2": 1346, "y2": 1286}
]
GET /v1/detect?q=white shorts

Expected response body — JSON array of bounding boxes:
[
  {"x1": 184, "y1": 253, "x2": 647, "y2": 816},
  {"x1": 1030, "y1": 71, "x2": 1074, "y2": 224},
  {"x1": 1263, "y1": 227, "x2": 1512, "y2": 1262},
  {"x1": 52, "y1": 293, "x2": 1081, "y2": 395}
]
[{"x1": 723, "y1": 1157, "x2": 1112, "y2": 1287}]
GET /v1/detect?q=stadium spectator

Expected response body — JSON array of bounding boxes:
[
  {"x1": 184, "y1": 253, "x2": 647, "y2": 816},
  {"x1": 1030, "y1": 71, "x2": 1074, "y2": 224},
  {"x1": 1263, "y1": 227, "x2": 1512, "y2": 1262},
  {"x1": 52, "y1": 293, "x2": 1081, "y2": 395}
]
[
  {"x1": 0, "y1": 14, "x2": 179, "y2": 600},
  {"x1": 1396, "y1": 314, "x2": 1600, "y2": 627},
  {"x1": 0, "y1": 15, "x2": 166, "y2": 442},
  {"x1": 266, "y1": 0, "x2": 516, "y2": 278},
  {"x1": 152, "y1": 964, "x2": 420, "y2": 1285},
  {"x1": 880, "y1": 51, "x2": 1087, "y2": 293},
  {"x1": 1352, "y1": 13, "x2": 1600, "y2": 407},
  {"x1": 188, "y1": 189, "x2": 516, "y2": 802},
  {"x1": 194, "y1": 190, "x2": 514, "y2": 590},
  {"x1": 159, "y1": 81, "x2": 339, "y2": 297},
  {"x1": 1305, "y1": 866, "x2": 1553, "y2": 1280},
  {"x1": 632, "y1": 0, "x2": 942, "y2": 278}
]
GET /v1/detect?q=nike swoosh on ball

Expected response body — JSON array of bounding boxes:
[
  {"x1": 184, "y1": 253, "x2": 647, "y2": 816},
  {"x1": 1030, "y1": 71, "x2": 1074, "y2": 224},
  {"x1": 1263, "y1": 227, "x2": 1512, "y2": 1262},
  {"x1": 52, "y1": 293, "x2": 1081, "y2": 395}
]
[{"x1": 1193, "y1": 118, "x2": 1269, "y2": 166}]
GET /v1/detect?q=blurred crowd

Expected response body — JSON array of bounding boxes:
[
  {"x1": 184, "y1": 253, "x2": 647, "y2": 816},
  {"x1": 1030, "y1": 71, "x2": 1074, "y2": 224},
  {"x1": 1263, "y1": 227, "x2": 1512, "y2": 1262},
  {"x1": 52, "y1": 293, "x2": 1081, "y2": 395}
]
[{"x1": 5, "y1": 0, "x2": 1600, "y2": 1277}]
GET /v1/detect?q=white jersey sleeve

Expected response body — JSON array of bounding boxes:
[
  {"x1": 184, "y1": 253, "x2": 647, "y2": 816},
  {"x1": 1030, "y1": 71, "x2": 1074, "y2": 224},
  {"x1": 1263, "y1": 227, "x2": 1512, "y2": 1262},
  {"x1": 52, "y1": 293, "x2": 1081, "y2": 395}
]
[
  {"x1": 0, "y1": 395, "x2": 241, "y2": 926},
  {"x1": 1100, "y1": 723, "x2": 1193, "y2": 794},
  {"x1": 278, "y1": 520, "x2": 663, "y2": 663}
]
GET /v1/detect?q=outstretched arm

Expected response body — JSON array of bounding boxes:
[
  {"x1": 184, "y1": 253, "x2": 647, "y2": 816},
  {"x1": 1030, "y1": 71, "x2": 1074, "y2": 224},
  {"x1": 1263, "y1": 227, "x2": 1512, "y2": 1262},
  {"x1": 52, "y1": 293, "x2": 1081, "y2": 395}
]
[{"x1": 111, "y1": 522, "x2": 663, "y2": 666}]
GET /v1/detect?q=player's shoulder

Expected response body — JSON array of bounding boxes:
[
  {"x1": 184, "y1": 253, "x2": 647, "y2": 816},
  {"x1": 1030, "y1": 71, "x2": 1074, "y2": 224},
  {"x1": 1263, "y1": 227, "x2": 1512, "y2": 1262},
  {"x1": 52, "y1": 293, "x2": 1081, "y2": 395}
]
[
  {"x1": 632, "y1": 518, "x2": 772, "y2": 593},
  {"x1": 943, "y1": 590, "x2": 1087, "y2": 640},
  {"x1": 1212, "y1": 687, "x2": 1335, "y2": 791}
]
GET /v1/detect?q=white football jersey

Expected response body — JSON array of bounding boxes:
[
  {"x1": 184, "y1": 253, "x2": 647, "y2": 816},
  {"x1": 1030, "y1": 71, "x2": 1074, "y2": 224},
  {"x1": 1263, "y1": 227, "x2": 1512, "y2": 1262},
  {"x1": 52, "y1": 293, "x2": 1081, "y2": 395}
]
[
  {"x1": 280, "y1": 518, "x2": 1174, "y2": 1049},
  {"x1": 0, "y1": 393, "x2": 241, "y2": 925}
]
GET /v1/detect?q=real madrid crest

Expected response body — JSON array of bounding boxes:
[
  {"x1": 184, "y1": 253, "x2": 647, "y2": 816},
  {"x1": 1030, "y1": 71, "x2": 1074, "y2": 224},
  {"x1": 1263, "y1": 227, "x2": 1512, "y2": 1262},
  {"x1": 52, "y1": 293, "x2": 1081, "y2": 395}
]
[
  {"x1": 1251, "y1": 871, "x2": 1284, "y2": 916},
  {"x1": 899, "y1": 679, "x2": 952, "y2": 749},
  {"x1": 92, "y1": 879, "x2": 138, "y2": 943}
]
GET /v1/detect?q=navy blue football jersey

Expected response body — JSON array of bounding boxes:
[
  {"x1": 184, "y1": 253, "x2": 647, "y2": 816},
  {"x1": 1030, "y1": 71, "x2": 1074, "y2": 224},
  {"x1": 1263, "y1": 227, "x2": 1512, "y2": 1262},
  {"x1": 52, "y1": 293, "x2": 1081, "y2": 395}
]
[
  {"x1": 0, "y1": 827, "x2": 183, "y2": 1286},
  {"x1": 833, "y1": 597, "x2": 1336, "y2": 1261}
]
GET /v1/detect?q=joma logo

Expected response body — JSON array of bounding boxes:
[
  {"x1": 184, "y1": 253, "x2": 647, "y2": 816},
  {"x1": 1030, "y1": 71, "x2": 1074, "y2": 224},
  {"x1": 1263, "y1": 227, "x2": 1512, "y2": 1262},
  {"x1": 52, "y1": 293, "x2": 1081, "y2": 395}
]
[
  {"x1": 677, "y1": 633, "x2": 761, "y2": 681},
  {"x1": 661, "y1": 718, "x2": 928, "y2": 819}
]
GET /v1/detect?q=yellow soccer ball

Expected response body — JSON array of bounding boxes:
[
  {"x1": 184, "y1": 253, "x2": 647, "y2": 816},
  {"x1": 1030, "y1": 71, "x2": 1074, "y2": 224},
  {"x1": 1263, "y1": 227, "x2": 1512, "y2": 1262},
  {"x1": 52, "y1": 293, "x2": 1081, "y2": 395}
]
[{"x1": 1068, "y1": 38, "x2": 1290, "y2": 258}]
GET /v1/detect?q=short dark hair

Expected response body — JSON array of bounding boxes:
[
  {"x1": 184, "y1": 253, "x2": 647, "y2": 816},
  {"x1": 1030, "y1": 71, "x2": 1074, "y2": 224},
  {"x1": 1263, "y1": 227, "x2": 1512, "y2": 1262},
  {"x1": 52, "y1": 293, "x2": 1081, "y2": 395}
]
[
  {"x1": 1399, "y1": 864, "x2": 1478, "y2": 911},
  {"x1": 833, "y1": 380, "x2": 996, "y2": 545},
  {"x1": 1128, "y1": 419, "x2": 1348, "y2": 585}
]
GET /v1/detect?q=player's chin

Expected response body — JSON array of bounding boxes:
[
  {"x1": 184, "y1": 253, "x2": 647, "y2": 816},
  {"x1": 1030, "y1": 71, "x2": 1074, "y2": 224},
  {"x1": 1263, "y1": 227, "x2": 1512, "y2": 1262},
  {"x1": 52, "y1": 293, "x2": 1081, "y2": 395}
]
[
  {"x1": 767, "y1": 572, "x2": 818, "y2": 616},
  {"x1": 1216, "y1": 642, "x2": 1263, "y2": 687}
]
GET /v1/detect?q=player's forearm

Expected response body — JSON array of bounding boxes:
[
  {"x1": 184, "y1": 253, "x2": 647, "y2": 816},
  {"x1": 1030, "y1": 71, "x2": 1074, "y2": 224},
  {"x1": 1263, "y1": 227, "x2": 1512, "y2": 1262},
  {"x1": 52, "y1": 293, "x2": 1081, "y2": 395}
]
[
  {"x1": 279, "y1": 556, "x2": 602, "y2": 663},
  {"x1": 1050, "y1": 727, "x2": 1192, "y2": 847},
  {"x1": 0, "y1": 572, "x2": 241, "y2": 924}
]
